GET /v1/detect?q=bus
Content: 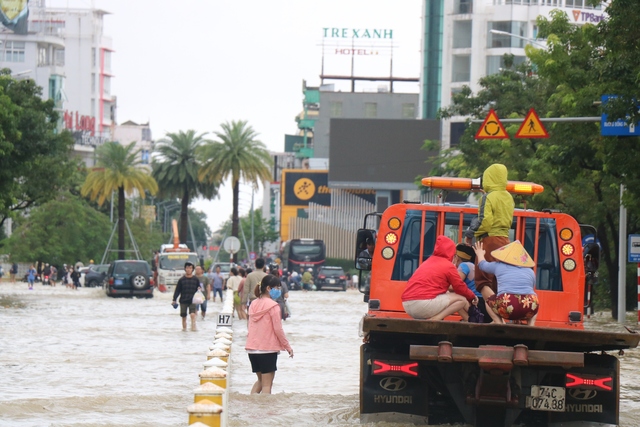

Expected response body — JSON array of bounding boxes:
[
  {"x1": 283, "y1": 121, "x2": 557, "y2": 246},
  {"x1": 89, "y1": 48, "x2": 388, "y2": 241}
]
[{"x1": 281, "y1": 238, "x2": 326, "y2": 276}]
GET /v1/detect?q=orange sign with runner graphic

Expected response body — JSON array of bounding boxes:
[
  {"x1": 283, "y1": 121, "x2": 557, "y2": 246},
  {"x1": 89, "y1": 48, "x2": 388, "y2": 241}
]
[
  {"x1": 515, "y1": 108, "x2": 549, "y2": 138},
  {"x1": 475, "y1": 109, "x2": 508, "y2": 139}
]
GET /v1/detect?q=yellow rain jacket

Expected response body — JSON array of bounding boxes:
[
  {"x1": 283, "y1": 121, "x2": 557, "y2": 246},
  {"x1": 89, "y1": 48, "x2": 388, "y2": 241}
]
[{"x1": 467, "y1": 164, "x2": 514, "y2": 239}]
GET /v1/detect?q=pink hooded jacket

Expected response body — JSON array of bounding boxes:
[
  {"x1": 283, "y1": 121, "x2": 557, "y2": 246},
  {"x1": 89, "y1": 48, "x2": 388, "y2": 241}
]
[{"x1": 245, "y1": 297, "x2": 292, "y2": 352}]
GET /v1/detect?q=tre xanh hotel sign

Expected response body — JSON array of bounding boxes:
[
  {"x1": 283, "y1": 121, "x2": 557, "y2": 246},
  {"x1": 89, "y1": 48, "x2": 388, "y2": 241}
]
[{"x1": 322, "y1": 27, "x2": 393, "y2": 39}]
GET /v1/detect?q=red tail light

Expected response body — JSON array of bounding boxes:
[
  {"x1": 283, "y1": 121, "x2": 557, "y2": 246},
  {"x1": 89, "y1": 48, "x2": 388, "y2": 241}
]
[
  {"x1": 109, "y1": 278, "x2": 114, "y2": 285},
  {"x1": 318, "y1": 275, "x2": 326, "y2": 279},
  {"x1": 373, "y1": 360, "x2": 418, "y2": 377},
  {"x1": 150, "y1": 277, "x2": 155, "y2": 286},
  {"x1": 566, "y1": 373, "x2": 612, "y2": 391},
  {"x1": 339, "y1": 275, "x2": 345, "y2": 279}
]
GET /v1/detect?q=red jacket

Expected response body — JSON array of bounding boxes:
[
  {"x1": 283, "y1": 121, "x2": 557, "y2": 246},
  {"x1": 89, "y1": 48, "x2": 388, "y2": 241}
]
[{"x1": 401, "y1": 236, "x2": 476, "y2": 303}]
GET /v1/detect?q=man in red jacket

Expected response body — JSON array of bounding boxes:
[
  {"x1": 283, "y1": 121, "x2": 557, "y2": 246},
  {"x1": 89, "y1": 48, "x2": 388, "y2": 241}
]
[{"x1": 402, "y1": 235, "x2": 478, "y2": 321}]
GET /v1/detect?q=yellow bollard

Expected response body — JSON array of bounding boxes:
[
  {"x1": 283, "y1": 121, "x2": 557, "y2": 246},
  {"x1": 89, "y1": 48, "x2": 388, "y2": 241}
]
[
  {"x1": 206, "y1": 349, "x2": 229, "y2": 363},
  {"x1": 194, "y1": 382, "x2": 225, "y2": 405},
  {"x1": 199, "y1": 367, "x2": 227, "y2": 389},
  {"x1": 187, "y1": 399, "x2": 223, "y2": 427}
]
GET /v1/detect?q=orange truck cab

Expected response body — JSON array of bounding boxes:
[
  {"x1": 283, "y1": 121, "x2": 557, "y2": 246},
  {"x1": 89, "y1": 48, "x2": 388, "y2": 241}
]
[{"x1": 355, "y1": 176, "x2": 639, "y2": 427}]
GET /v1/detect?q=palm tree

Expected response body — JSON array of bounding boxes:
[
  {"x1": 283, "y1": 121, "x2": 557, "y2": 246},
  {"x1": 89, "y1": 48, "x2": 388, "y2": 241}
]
[
  {"x1": 152, "y1": 130, "x2": 218, "y2": 246},
  {"x1": 199, "y1": 120, "x2": 272, "y2": 241},
  {"x1": 81, "y1": 141, "x2": 158, "y2": 260}
]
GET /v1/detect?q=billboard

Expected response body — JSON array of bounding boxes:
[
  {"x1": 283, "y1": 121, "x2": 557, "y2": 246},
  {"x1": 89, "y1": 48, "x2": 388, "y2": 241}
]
[
  {"x1": 328, "y1": 119, "x2": 440, "y2": 189},
  {"x1": 0, "y1": 0, "x2": 28, "y2": 34},
  {"x1": 280, "y1": 169, "x2": 375, "y2": 241}
]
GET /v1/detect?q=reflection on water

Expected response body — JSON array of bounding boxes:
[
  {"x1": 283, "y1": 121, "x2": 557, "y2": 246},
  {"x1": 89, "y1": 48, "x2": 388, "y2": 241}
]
[{"x1": 1, "y1": 283, "x2": 640, "y2": 426}]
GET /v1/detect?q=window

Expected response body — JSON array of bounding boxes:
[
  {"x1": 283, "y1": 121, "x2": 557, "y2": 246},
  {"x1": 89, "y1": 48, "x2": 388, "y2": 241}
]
[
  {"x1": 38, "y1": 45, "x2": 50, "y2": 66},
  {"x1": 392, "y1": 210, "x2": 438, "y2": 281},
  {"x1": 142, "y1": 128, "x2": 151, "y2": 141},
  {"x1": 48, "y1": 75, "x2": 63, "y2": 107},
  {"x1": 364, "y1": 102, "x2": 377, "y2": 118},
  {"x1": 402, "y1": 103, "x2": 416, "y2": 119},
  {"x1": 4, "y1": 41, "x2": 25, "y2": 62},
  {"x1": 91, "y1": 73, "x2": 96, "y2": 93},
  {"x1": 330, "y1": 101, "x2": 343, "y2": 117},
  {"x1": 54, "y1": 49, "x2": 65, "y2": 66},
  {"x1": 487, "y1": 21, "x2": 528, "y2": 48},
  {"x1": 486, "y1": 55, "x2": 526, "y2": 75},
  {"x1": 103, "y1": 101, "x2": 112, "y2": 121},
  {"x1": 141, "y1": 149, "x2": 150, "y2": 165},
  {"x1": 453, "y1": 0, "x2": 473, "y2": 14},
  {"x1": 523, "y1": 218, "x2": 562, "y2": 291},
  {"x1": 450, "y1": 122, "x2": 466, "y2": 147},
  {"x1": 103, "y1": 50, "x2": 111, "y2": 72},
  {"x1": 452, "y1": 55, "x2": 471, "y2": 82},
  {"x1": 92, "y1": 48, "x2": 96, "y2": 67},
  {"x1": 453, "y1": 21, "x2": 472, "y2": 49},
  {"x1": 103, "y1": 76, "x2": 111, "y2": 97}
]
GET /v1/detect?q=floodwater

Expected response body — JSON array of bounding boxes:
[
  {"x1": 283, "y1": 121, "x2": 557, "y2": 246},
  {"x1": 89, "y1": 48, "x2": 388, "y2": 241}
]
[{"x1": 1, "y1": 282, "x2": 640, "y2": 427}]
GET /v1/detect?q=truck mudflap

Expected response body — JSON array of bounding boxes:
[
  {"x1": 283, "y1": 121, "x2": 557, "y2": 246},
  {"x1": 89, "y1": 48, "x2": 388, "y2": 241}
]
[{"x1": 362, "y1": 342, "x2": 621, "y2": 426}]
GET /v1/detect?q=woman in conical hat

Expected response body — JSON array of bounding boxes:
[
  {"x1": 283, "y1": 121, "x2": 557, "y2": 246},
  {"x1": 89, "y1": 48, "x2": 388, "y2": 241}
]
[{"x1": 473, "y1": 240, "x2": 539, "y2": 326}]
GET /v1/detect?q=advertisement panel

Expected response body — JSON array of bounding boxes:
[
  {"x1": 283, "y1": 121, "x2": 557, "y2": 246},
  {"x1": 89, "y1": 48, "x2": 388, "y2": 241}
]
[
  {"x1": 0, "y1": 0, "x2": 28, "y2": 34},
  {"x1": 280, "y1": 169, "x2": 376, "y2": 241},
  {"x1": 328, "y1": 119, "x2": 440, "y2": 189}
]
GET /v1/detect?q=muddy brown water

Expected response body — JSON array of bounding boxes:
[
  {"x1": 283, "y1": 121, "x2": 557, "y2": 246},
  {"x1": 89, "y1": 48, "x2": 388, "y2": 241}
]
[{"x1": 1, "y1": 282, "x2": 639, "y2": 426}]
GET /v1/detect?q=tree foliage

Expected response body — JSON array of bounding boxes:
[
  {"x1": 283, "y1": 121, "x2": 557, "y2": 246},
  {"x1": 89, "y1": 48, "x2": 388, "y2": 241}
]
[
  {"x1": 199, "y1": 120, "x2": 272, "y2": 239},
  {"x1": 0, "y1": 69, "x2": 75, "y2": 227},
  {"x1": 152, "y1": 130, "x2": 218, "y2": 246},
  {"x1": 81, "y1": 142, "x2": 158, "y2": 259},
  {"x1": 6, "y1": 193, "x2": 111, "y2": 266}
]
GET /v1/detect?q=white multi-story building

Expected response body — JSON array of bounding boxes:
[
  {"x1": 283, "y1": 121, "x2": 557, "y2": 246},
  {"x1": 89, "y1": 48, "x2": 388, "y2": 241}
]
[
  {"x1": 0, "y1": 0, "x2": 115, "y2": 165},
  {"x1": 113, "y1": 121, "x2": 153, "y2": 171},
  {"x1": 421, "y1": 0, "x2": 606, "y2": 148}
]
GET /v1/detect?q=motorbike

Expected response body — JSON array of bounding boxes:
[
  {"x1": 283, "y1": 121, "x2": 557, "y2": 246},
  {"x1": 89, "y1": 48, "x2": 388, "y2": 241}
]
[{"x1": 42, "y1": 275, "x2": 51, "y2": 286}]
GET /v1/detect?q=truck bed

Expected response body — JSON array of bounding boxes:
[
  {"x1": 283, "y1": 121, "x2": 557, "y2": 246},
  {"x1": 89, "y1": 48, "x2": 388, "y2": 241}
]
[{"x1": 363, "y1": 315, "x2": 640, "y2": 352}]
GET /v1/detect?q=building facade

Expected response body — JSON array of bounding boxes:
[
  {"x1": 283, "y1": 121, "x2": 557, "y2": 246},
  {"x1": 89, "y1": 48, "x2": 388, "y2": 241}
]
[
  {"x1": 0, "y1": 0, "x2": 115, "y2": 165},
  {"x1": 113, "y1": 121, "x2": 153, "y2": 171},
  {"x1": 421, "y1": 0, "x2": 606, "y2": 147}
]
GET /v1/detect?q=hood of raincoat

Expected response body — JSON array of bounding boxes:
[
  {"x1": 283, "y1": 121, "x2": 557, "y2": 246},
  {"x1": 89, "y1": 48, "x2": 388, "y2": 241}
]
[
  {"x1": 249, "y1": 297, "x2": 279, "y2": 322},
  {"x1": 432, "y1": 235, "x2": 456, "y2": 261},
  {"x1": 482, "y1": 163, "x2": 508, "y2": 193}
]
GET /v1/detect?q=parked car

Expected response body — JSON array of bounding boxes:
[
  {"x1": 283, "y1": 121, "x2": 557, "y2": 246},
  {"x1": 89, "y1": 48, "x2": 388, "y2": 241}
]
[
  {"x1": 315, "y1": 266, "x2": 347, "y2": 291},
  {"x1": 105, "y1": 260, "x2": 154, "y2": 298},
  {"x1": 84, "y1": 264, "x2": 110, "y2": 287}
]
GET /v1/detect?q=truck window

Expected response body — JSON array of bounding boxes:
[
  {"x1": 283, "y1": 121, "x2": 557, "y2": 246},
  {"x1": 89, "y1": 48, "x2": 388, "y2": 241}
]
[
  {"x1": 391, "y1": 210, "x2": 437, "y2": 281},
  {"x1": 523, "y1": 217, "x2": 562, "y2": 291}
]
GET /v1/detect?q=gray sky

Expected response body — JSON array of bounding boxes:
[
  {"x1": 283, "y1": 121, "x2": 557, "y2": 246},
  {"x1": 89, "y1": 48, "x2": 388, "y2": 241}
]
[{"x1": 49, "y1": 0, "x2": 422, "y2": 235}]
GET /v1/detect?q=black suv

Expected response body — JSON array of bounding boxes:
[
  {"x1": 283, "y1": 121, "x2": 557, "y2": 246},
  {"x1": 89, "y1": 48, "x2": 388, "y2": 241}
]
[
  {"x1": 84, "y1": 264, "x2": 110, "y2": 287},
  {"x1": 105, "y1": 260, "x2": 154, "y2": 298},
  {"x1": 316, "y1": 266, "x2": 347, "y2": 291}
]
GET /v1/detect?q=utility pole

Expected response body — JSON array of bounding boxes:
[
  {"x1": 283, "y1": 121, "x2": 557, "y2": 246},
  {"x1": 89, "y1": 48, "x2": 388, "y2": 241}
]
[{"x1": 251, "y1": 190, "x2": 255, "y2": 255}]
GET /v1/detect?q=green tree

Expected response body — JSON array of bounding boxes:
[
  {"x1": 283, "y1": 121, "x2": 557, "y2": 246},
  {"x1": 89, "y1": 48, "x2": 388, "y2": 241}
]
[
  {"x1": 0, "y1": 69, "x2": 75, "y2": 227},
  {"x1": 199, "y1": 120, "x2": 272, "y2": 241},
  {"x1": 152, "y1": 130, "x2": 218, "y2": 247},
  {"x1": 81, "y1": 142, "x2": 158, "y2": 260},
  {"x1": 6, "y1": 193, "x2": 111, "y2": 266}
]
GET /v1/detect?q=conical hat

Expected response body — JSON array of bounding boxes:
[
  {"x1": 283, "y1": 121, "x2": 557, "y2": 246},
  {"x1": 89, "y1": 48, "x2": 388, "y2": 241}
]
[{"x1": 491, "y1": 240, "x2": 534, "y2": 268}]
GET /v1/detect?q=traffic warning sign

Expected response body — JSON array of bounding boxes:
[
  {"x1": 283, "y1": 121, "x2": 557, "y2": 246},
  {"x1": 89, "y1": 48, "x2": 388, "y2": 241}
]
[
  {"x1": 515, "y1": 108, "x2": 549, "y2": 138},
  {"x1": 475, "y1": 109, "x2": 508, "y2": 139}
]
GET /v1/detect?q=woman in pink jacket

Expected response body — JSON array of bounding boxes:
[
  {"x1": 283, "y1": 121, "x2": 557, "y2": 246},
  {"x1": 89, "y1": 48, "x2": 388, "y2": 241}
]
[{"x1": 245, "y1": 274, "x2": 294, "y2": 394}]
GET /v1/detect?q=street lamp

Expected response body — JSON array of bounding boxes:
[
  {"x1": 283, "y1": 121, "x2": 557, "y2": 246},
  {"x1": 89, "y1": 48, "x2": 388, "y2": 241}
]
[{"x1": 490, "y1": 29, "x2": 546, "y2": 48}]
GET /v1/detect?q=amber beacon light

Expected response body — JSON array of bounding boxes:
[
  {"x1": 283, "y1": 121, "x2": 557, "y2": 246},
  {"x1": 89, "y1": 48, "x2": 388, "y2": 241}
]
[{"x1": 421, "y1": 176, "x2": 544, "y2": 196}]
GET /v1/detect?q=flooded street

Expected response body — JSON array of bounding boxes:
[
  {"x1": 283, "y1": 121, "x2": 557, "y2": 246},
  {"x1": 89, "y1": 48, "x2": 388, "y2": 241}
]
[{"x1": 1, "y1": 282, "x2": 640, "y2": 426}]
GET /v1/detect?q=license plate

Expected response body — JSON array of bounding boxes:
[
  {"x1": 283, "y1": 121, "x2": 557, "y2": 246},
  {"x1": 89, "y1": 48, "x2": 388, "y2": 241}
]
[
  {"x1": 115, "y1": 279, "x2": 123, "y2": 285},
  {"x1": 526, "y1": 385, "x2": 565, "y2": 412},
  {"x1": 329, "y1": 279, "x2": 335, "y2": 284}
]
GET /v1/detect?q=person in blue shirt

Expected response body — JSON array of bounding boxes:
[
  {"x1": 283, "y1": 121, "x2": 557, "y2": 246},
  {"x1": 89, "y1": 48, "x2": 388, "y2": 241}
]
[
  {"x1": 454, "y1": 244, "x2": 493, "y2": 323},
  {"x1": 210, "y1": 265, "x2": 224, "y2": 303}
]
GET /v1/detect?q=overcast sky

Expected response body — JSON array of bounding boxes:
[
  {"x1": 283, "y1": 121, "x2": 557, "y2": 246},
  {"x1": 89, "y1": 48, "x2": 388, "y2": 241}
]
[{"x1": 48, "y1": 0, "x2": 422, "y2": 235}]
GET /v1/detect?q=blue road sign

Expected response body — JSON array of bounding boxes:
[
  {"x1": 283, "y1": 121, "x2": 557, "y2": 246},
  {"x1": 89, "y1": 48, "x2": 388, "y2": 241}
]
[
  {"x1": 601, "y1": 95, "x2": 640, "y2": 136},
  {"x1": 628, "y1": 234, "x2": 640, "y2": 263}
]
